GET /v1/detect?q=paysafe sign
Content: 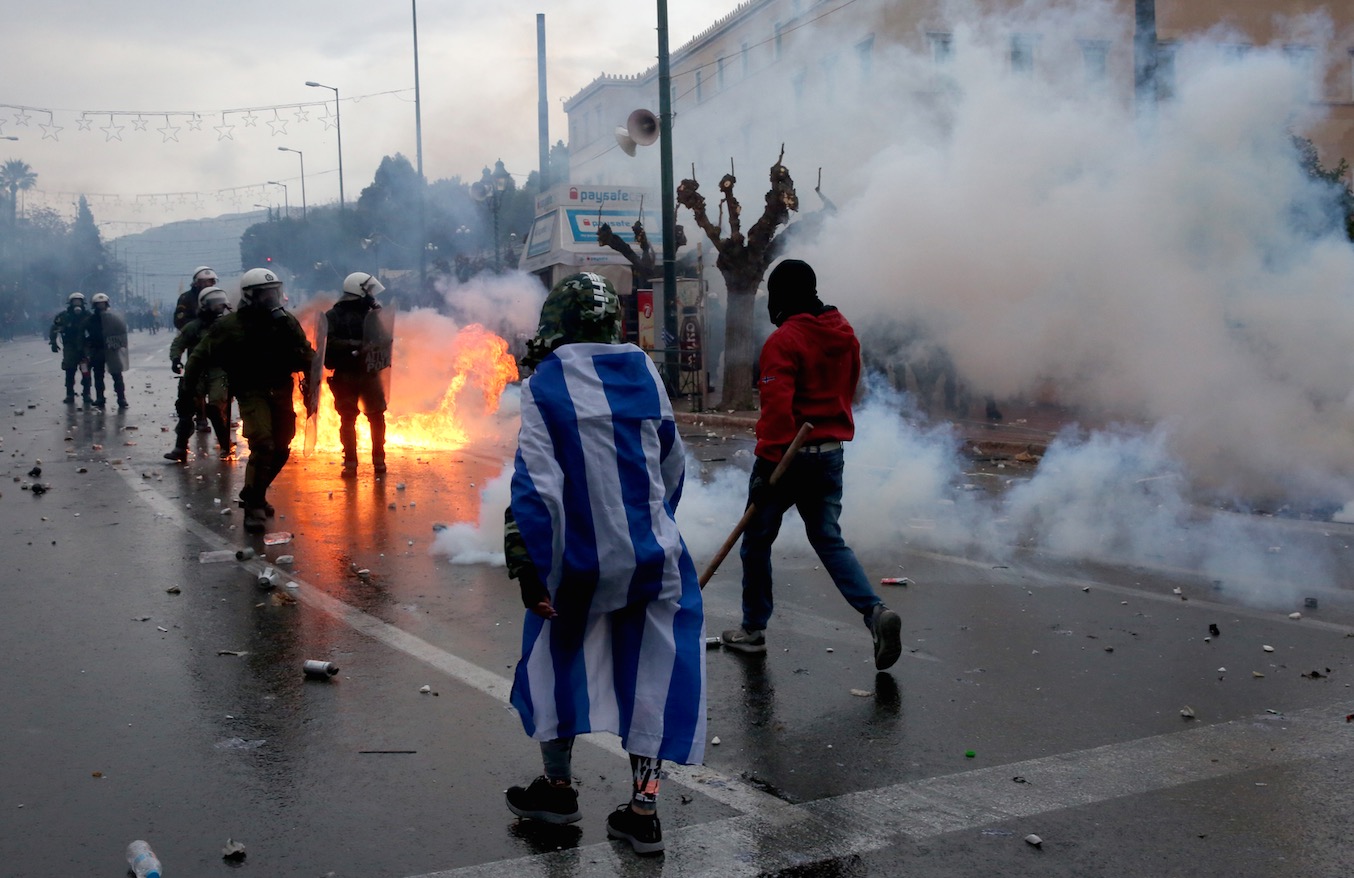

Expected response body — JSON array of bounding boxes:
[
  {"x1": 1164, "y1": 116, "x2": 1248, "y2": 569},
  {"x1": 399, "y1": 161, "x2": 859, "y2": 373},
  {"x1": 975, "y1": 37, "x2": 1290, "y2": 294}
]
[{"x1": 567, "y1": 187, "x2": 637, "y2": 204}]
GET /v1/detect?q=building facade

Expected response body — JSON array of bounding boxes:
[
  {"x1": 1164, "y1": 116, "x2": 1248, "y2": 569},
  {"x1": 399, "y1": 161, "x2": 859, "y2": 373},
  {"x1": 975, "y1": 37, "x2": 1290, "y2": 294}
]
[{"x1": 565, "y1": 0, "x2": 1354, "y2": 195}]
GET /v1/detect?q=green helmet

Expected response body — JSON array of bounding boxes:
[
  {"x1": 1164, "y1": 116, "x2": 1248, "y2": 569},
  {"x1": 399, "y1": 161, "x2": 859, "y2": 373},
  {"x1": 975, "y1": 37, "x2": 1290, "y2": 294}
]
[{"x1": 523, "y1": 272, "x2": 621, "y2": 367}]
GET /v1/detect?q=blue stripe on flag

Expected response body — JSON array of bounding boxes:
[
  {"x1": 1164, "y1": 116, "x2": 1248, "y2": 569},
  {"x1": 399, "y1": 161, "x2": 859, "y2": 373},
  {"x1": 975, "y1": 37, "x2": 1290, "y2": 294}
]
[{"x1": 595, "y1": 351, "x2": 667, "y2": 605}]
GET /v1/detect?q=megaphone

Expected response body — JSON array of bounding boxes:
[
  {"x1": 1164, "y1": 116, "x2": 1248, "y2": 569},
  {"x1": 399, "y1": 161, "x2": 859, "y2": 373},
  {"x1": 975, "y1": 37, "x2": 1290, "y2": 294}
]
[
  {"x1": 469, "y1": 180, "x2": 491, "y2": 202},
  {"x1": 615, "y1": 110, "x2": 658, "y2": 158},
  {"x1": 626, "y1": 109, "x2": 659, "y2": 146}
]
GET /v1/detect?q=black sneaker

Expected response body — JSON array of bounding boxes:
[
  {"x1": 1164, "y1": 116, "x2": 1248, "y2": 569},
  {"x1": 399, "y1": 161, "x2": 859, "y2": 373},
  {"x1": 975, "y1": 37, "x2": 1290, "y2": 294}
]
[
  {"x1": 720, "y1": 626, "x2": 766, "y2": 654},
  {"x1": 505, "y1": 776, "x2": 581, "y2": 825},
  {"x1": 163, "y1": 447, "x2": 187, "y2": 463},
  {"x1": 870, "y1": 604, "x2": 903, "y2": 670},
  {"x1": 606, "y1": 804, "x2": 663, "y2": 855}
]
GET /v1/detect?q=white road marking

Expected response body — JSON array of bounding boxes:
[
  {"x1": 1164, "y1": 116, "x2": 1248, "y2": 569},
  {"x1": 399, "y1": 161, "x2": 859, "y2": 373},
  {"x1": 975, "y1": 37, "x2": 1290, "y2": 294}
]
[{"x1": 409, "y1": 702, "x2": 1354, "y2": 877}]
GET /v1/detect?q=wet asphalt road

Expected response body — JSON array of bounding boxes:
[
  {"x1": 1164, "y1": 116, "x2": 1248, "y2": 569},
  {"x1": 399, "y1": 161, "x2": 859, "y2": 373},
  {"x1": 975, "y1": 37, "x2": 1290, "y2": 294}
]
[{"x1": 2, "y1": 331, "x2": 1353, "y2": 877}]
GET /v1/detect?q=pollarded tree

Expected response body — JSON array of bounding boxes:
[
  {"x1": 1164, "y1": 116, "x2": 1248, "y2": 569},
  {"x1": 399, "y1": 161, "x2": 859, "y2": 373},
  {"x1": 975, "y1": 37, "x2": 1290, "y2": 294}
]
[{"x1": 677, "y1": 149, "x2": 798, "y2": 410}]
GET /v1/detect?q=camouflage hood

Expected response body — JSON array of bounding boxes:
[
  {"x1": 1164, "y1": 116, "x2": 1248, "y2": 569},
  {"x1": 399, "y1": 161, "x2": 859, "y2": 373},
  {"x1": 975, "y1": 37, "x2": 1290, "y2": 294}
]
[{"x1": 523, "y1": 272, "x2": 621, "y2": 368}]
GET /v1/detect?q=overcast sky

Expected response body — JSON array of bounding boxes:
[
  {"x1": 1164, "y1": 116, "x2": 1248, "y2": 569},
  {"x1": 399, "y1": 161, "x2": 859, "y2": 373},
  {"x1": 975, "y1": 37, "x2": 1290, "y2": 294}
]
[{"x1": 2, "y1": 1, "x2": 736, "y2": 230}]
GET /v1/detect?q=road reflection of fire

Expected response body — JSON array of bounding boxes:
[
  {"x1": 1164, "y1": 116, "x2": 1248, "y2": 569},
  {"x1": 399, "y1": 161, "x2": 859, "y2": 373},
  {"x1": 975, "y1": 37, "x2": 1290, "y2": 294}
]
[{"x1": 292, "y1": 306, "x2": 519, "y2": 454}]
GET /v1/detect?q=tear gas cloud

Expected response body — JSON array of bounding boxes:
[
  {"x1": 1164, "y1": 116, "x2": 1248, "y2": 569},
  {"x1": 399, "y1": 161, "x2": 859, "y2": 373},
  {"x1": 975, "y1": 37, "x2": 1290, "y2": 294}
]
[{"x1": 435, "y1": 0, "x2": 1354, "y2": 608}]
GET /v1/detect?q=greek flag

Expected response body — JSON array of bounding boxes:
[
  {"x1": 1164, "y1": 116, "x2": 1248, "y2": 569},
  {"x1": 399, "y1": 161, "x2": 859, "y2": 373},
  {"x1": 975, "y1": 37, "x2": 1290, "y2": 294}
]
[{"x1": 510, "y1": 342, "x2": 706, "y2": 764}]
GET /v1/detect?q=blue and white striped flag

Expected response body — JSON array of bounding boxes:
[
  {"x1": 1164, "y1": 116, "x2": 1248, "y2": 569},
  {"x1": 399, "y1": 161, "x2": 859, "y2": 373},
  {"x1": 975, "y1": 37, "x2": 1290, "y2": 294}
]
[{"x1": 509, "y1": 342, "x2": 706, "y2": 764}]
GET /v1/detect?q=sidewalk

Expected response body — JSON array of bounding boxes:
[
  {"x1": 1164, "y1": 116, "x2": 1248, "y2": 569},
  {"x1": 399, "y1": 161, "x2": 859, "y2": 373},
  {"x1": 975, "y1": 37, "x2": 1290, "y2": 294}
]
[{"x1": 672, "y1": 398, "x2": 1085, "y2": 463}]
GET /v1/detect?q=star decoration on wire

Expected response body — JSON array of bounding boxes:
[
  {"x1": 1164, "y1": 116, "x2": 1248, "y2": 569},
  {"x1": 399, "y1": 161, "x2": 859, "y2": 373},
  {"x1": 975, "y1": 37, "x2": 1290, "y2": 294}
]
[
  {"x1": 215, "y1": 115, "x2": 235, "y2": 140},
  {"x1": 158, "y1": 116, "x2": 181, "y2": 142},
  {"x1": 187, "y1": 114, "x2": 203, "y2": 131},
  {"x1": 101, "y1": 116, "x2": 125, "y2": 141},
  {"x1": 13, "y1": 109, "x2": 32, "y2": 127},
  {"x1": 131, "y1": 115, "x2": 149, "y2": 131},
  {"x1": 293, "y1": 106, "x2": 310, "y2": 123},
  {"x1": 241, "y1": 111, "x2": 259, "y2": 127},
  {"x1": 40, "y1": 120, "x2": 62, "y2": 141},
  {"x1": 267, "y1": 110, "x2": 288, "y2": 136},
  {"x1": 320, "y1": 108, "x2": 337, "y2": 131},
  {"x1": 76, "y1": 116, "x2": 93, "y2": 131}
]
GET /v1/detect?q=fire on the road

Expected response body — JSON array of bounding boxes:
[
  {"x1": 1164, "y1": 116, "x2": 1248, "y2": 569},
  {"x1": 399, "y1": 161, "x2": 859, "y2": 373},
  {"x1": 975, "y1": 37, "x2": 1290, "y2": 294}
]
[{"x1": 292, "y1": 307, "x2": 519, "y2": 455}]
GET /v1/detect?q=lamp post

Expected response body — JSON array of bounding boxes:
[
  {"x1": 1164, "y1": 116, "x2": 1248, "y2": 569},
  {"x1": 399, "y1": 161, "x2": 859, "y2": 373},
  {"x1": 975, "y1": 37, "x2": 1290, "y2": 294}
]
[
  {"x1": 0, "y1": 136, "x2": 16, "y2": 141},
  {"x1": 277, "y1": 147, "x2": 306, "y2": 219},
  {"x1": 412, "y1": 0, "x2": 427, "y2": 293},
  {"x1": 491, "y1": 160, "x2": 511, "y2": 271},
  {"x1": 254, "y1": 203, "x2": 274, "y2": 222},
  {"x1": 305, "y1": 81, "x2": 344, "y2": 210},
  {"x1": 266, "y1": 181, "x2": 290, "y2": 218}
]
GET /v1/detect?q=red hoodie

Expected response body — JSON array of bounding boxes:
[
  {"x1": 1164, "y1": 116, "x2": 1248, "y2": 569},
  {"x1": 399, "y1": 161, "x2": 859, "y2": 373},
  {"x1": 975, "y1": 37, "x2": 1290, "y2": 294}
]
[{"x1": 754, "y1": 307, "x2": 860, "y2": 462}]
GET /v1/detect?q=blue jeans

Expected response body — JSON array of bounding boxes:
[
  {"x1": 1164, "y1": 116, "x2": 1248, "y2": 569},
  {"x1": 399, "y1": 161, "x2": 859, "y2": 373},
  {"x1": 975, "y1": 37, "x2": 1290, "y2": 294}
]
[{"x1": 738, "y1": 447, "x2": 880, "y2": 631}]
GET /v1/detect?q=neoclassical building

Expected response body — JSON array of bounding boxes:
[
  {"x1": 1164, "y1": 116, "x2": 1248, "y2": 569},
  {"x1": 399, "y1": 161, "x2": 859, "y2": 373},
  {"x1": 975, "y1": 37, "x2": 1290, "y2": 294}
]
[{"x1": 564, "y1": 0, "x2": 1354, "y2": 193}]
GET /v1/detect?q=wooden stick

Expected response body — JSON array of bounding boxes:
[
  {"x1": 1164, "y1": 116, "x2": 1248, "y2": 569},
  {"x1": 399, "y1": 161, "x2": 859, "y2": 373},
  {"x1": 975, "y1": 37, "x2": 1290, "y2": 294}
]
[{"x1": 699, "y1": 422, "x2": 814, "y2": 588}]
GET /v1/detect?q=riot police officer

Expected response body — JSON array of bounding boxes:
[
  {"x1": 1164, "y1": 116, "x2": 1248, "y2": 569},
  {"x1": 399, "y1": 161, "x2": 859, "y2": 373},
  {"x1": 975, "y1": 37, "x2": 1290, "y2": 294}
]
[
  {"x1": 49, "y1": 292, "x2": 91, "y2": 404},
  {"x1": 324, "y1": 272, "x2": 392, "y2": 476}
]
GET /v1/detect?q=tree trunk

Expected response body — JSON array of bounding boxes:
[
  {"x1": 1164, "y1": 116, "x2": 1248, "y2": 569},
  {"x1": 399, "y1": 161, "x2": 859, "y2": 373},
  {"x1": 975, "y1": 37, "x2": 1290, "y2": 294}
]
[{"x1": 721, "y1": 282, "x2": 758, "y2": 410}]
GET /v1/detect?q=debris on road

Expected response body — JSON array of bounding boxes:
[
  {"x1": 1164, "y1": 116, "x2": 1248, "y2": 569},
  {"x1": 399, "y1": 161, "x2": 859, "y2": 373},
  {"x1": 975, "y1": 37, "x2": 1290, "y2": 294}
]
[
  {"x1": 303, "y1": 660, "x2": 339, "y2": 678},
  {"x1": 222, "y1": 838, "x2": 246, "y2": 861},
  {"x1": 1263, "y1": 645, "x2": 1275, "y2": 652},
  {"x1": 1180, "y1": 706, "x2": 1196, "y2": 719},
  {"x1": 199, "y1": 550, "x2": 235, "y2": 563},
  {"x1": 1209, "y1": 623, "x2": 1221, "y2": 637},
  {"x1": 263, "y1": 531, "x2": 292, "y2": 546},
  {"x1": 1024, "y1": 834, "x2": 1043, "y2": 848}
]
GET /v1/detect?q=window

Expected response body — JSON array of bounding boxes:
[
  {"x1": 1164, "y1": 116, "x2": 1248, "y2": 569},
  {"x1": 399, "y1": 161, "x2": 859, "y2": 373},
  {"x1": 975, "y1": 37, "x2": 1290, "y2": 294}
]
[
  {"x1": 717, "y1": 56, "x2": 726, "y2": 90},
  {"x1": 927, "y1": 32, "x2": 953, "y2": 65},
  {"x1": 1081, "y1": 40, "x2": 1109, "y2": 83},
  {"x1": 696, "y1": 70, "x2": 704, "y2": 103},
  {"x1": 856, "y1": 35, "x2": 875, "y2": 79},
  {"x1": 1156, "y1": 40, "x2": 1177, "y2": 101},
  {"x1": 774, "y1": 22, "x2": 784, "y2": 60},
  {"x1": 822, "y1": 54, "x2": 839, "y2": 99},
  {"x1": 1011, "y1": 34, "x2": 1037, "y2": 74},
  {"x1": 1284, "y1": 44, "x2": 1317, "y2": 97}
]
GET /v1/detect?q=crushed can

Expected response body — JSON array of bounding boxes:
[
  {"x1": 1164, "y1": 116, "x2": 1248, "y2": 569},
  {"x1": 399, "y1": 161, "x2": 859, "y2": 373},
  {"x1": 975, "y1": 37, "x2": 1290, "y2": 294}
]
[
  {"x1": 256, "y1": 567, "x2": 280, "y2": 589},
  {"x1": 235, "y1": 547, "x2": 256, "y2": 561},
  {"x1": 303, "y1": 659, "x2": 339, "y2": 678},
  {"x1": 880, "y1": 577, "x2": 912, "y2": 586}
]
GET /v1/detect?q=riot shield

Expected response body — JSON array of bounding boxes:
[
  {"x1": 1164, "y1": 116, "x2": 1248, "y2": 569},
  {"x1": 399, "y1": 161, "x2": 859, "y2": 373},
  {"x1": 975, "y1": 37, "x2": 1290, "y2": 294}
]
[
  {"x1": 304, "y1": 310, "x2": 328, "y2": 456},
  {"x1": 102, "y1": 310, "x2": 131, "y2": 374},
  {"x1": 362, "y1": 301, "x2": 396, "y2": 403}
]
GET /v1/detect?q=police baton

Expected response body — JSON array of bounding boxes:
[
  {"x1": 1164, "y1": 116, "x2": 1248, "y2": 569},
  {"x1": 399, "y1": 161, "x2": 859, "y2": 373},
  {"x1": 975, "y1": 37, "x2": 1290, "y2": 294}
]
[{"x1": 699, "y1": 422, "x2": 814, "y2": 589}]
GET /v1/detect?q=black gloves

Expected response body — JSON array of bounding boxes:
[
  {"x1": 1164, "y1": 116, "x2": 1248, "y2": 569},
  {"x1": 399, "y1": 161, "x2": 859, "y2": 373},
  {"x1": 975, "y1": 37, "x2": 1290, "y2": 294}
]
[
  {"x1": 171, "y1": 360, "x2": 183, "y2": 374},
  {"x1": 50, "y1": 343, "x2": 60, "y2": 353}
]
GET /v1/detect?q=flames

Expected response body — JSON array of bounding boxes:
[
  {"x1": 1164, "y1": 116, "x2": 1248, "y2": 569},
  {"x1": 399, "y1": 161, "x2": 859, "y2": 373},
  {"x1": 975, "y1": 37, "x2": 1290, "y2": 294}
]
[{"x1": 293, "y1": 310, "x2": 519, "y2": 455}]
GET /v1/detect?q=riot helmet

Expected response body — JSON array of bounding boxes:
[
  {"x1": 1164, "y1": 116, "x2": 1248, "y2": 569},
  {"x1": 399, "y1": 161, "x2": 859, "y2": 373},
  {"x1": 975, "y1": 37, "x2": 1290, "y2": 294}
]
[
  {"x1": 523, "y1": 272, "x2": 621, "y2": 367},
  {"x1": 91, "y1": 292, "x2": 111, "y2": 310},
  {"x1": 341, "y1": 272, "x2": 385, "y2": 302},
  {"x1": 239, "y1": 267, "x2": 285, "y2": 312},
  {"x1": 197, "y1": 287, "x2": 231, "y2": 321},
  {"x1": 67, "y1": 292, "x2": 86, "y2": 310},
  {"x1": 191, "y1": 266, "x2": 217, "y2": 288}
]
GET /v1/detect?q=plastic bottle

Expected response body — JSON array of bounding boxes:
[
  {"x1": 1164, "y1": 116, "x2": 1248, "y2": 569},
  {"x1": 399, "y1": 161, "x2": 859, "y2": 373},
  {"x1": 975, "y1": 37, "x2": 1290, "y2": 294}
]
[{"x1": 126, "y1": 840, "x2": 162, "y2": 878}]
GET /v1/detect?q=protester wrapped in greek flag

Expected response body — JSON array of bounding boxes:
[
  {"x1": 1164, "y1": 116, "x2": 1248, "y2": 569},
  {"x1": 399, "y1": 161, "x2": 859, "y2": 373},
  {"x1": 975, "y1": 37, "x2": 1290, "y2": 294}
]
[{"x1": 505, "y1": 273, "x2": 706, "y2": 770}]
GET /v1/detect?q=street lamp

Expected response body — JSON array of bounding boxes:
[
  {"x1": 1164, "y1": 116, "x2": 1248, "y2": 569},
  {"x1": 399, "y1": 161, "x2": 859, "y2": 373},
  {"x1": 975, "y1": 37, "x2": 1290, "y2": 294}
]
[
  {"x1": 305, "y1": 80, "x2": 344, "y2": 210},
  {"x1": 487, "y1": 160, "x2": 509, "y2": 270},
  {"x1": 253, "y1": 203, "x2": 274, "y2": 222},
  {"x1": 266, "y1": 181, "x2": 289, "y2": 218},
  {"x1": 0, "y1": 136, "x2": 17, "y2": 142},
  {"x1": 277, "y1": 147, "x2": 306, "y2": 219}
]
